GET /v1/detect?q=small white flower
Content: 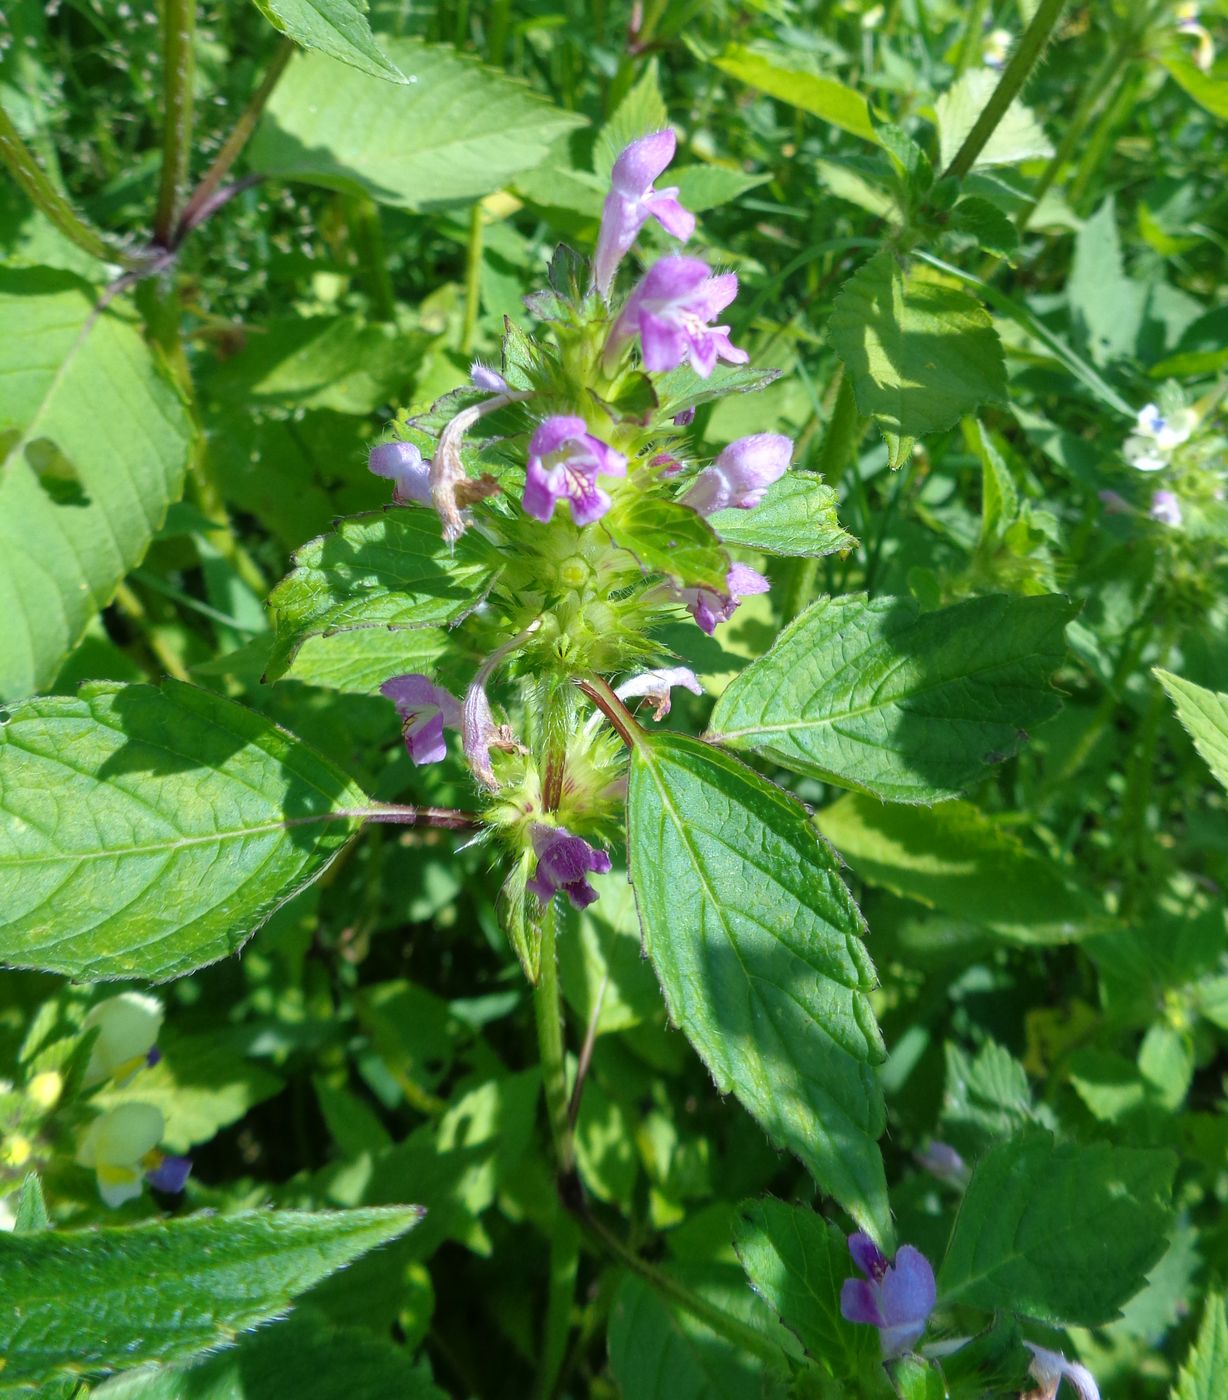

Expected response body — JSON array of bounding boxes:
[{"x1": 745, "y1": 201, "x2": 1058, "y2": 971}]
[{"x1": 1024, "y1": 1342, "x2": 1100, "y2": 1400}]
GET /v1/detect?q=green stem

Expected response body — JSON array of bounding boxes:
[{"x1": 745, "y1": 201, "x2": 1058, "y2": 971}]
[
  {"x1": 460, "y1": 202, "x2": 484, "y2": 356},
  {"x1": 534, "y1": 901, "x2": 576, "y2": 1176},
  {"x1": 154, "y1": 0, "x2": 197, "y2": 247},
  {"x1": 0, "y1": 103, "x2": 128, "y2": 265},
  {"x1": 175, "y1": 37, "x2": 292, "y2": 244},
  {"x1": 533, "y1": 1213, "x2": 580, "y2": 1400},
  {"x1": 487, "y1": 0, "x2": 513, "y2": 65},
  {"x1": 943, "y1": 0, "x2": 1068, "y2": 182},
  {"x1": 1065, "y1": 63, "x2": 1139, "y2": 211},
  {"x1": 953, "y1": 0, "x2": 991, "y2": 77},
  {"x1": 345, "y1": 195, "x2": 397, "y2": 323}
]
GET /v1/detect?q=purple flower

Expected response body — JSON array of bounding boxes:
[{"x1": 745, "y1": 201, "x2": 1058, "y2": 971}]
[
  {"x1": 1024, "y1": 1343, "x2": 1100, "y2": 1400},
  {"x1": 682, "y1": 434, "x2": 793, "y2": 515},
  {"x1": 914, "y1": 1140, "x2": 969, "y2": 1186},
  {"x1": 471, "y1": 361, "x2": 511, "y2": 393},
  {"x1": 522, "y1": 416, "x2": 627, "y2": 526},
  {"x1": 380, "y1": 674, "x2": 462, "y2": 766},
  {"x1": 145, "y1": 1153, "x2": 192, "y2": 1194},
  {"x1": 369, "y1": 440, "x2": 432, "y2": 507},
  {"x1": 673, "y1": 407, "x2": 696, "y2": 427},
  {"x1": 840, "y1": 1232, "x2": 936, "y2": 1359},
  {"x1": 677, "y1": 562, "x2": 769, "y2": 635},
  {"x1": 1150, "y1": 489, "x2": 1183, "y2": 528},
  {"x1": 607, "y1": 256, "x2": 749, "y2": 379},
  {"x1": 615, "y1": 665, "x2": 703, "y2": 720},
  {"x1": 593, "y1": 130, "x2": 696, "y2": 298},
  {"x1": 527, "y1": 825, "x2": 613, "y2": 909}
]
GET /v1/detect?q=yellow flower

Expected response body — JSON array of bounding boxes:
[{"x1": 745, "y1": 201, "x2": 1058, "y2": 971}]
[
  {"x1": 82, "y1": 993, "x2": 163, "y2": 1086},
  {"x1": 76, "y1": 1103, "x2": 165, "y2": 1207}
]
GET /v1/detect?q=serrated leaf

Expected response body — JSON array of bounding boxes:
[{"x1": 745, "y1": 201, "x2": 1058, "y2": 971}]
[
  {"x1": 1155, "y1": 669, "x2": 1228, "y2": 792},
  {"x1": 1068, "y1": 199, "x2": 1148, "y2": 367},
  {"x1": 709, "y1": 45, "x2": 878, "y2": 144},
  {"x1": 708, "y1": 471, "x2": 855, "y2": 558},
  {"x1": 266, "y1": 509, "x2": 495, "y2": 679},
  {"x1": 1173, "y1": 1294, "x2": 1228, "y2": 1400},
  {"x1": 733, "y1": 1200, "x2": 879, "y2": 1380},
  {"x1": 627, "y1": 731, "x2": 890, "y2": 1242},
  {"x1": 0, "y1": 1207, "x2": 422, "y2": 1390},
  {"x1": 672, "y1": 164, "x2": 770, "y2": 213},
  {"x1": 829, "y1": 252, "x2": 1006, "y2": 451},
  {"x1": 653, "y1": 363, "x2": 782, "y2": 419},
  {"x1": 708, "y1": 593, "x2": 1071, "y2": 803},
  {"x1": 816, "y1": 794, "x2": 1101, "y2": 944},
  {"x1": 0, "y1": 680, "x2": 368, "y2": 981},
  {"x1": 249, "y1": 39, "x2": 586, "y2": 210},
  {"x1": 950, "y1": 196, "x2": 1020, "y2": 257},
  {"x1": 0, "y1": 268, "x2": 191, "y2": 702},
  {"x1": 938, "y1": 1128, "x2": 1174, "y2": 1326},
  {"x1": 934, "y1": 69, "x2": 1053, "y2": 168},
  {"x1": 283, "y1": 626, "x2": 449, "y2": 694},
  {"x1": 606, "y1": 494, "x2": 729, "y2": 591},
  {"x1": 943, "y1": 1040, "x2": 1047, "y2": 1155},
  {"x1": 252, "y1": 0, "x2": 406, "y2": 83}
]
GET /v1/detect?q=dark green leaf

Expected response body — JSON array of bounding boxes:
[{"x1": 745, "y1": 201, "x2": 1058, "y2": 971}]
[
  {"x1": 708, "y1": 472, "x2": 855, "y2": 558},
  {"x1": 627, "y1": 731, "x2": 890, "y2": 1242},
  {"x1": 949, "y1": 197, "x2": 1020, "y2": 258}
]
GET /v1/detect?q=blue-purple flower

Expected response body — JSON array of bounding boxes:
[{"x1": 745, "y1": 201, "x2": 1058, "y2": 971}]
[
  {"x1": 1150, "y1": 489, "x2": 1183, "y2": 528},
  {"x1": 527, "y1": 825, "x2": 613, "y2": 909},
  {"x1": 682, "y1": 434, "x2": 793, "y2": 515},
  {"x1": 75, "y1": 1103, "x2": 191, "y2": 1208},
  {"x1": 677, "y1": 562, "x2": 769, "y2": 635},
  {"x1": 369, "y1": 440, "x2": 432, "y2": 506},
  {"x1": 593, "y1": 130, "x2": 696, "y2": 298},
  {"x1": 839, "y1": 1232, "x2": 936, "y2": 1359},
  {"x1": 146, "y1": 1152, "x2": 193, "y2": 1194},
  {"x1": 380, "y1": 674, "x2": 463, "y2": 766},
  {"x1": 607, "y1": 256, "x2": 749, "y2": 378},
  {"x1": 522, "y1": 416, "x2": 627, "y2": 526}
]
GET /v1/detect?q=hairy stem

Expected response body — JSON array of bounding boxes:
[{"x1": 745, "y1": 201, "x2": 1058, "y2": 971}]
[
  {"x1": 576, "y1": 676, "x2": 640, "y2": 750},
  {"x1": 943, "y1": 0, "x2": 1068, "y2": 182},
  {"x1": 534, "y1": 900, "x2": 576, "y2": 1176},
  {"x1": 154, "y1": 0, "x2": 198, "y2": 247}
]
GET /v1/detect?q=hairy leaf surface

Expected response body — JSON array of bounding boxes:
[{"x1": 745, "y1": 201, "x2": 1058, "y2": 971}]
[
  {"x1": 1156, "y1": 669, "x2": 1228, "y2": 792},
  {"x1": 708, "y1": 471, "x2": 855, "y2": 558}
]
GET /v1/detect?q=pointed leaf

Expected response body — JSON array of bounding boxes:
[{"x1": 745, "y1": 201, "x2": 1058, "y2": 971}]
[
  {"x1": 1155, "y1": 669, "x2": 1228, "y2": 792},
  {"x1": 708, "y1": 471, "x2": 855, "y2": 558},
  {"x1": 0, "y1": 681, "x2": 368, "y2": 981},
  {"x1": 252, "y1": 0, "x2": 407, "y2": 83},
  {"x1": 708, "y1": 593, "x2": 1072, "y2": 803},
  {"x1": 934, "y1": 69, "x2": 1053, "y2": 168},
  {"x1": 708, "y1": 45, "x2": 878, "y2": 144},
  {"x1": 1172, "y1": 1294, "x2": 1228, "y2": 1400},
  {"x1": 627, "y1": 731, "x2": 890, "y2": 1242}
]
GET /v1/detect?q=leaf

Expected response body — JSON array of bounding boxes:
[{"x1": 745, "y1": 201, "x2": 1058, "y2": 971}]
[
  {"x1": 1155, "y1": 669, "x2": 1228, "y2": 792},
  {"x1": 1161, "y1": 55, "x2": 1228, "y2": 120},
  {"x1": 950, "y1": 196, "x2": 1020, "y2": 258},
  {"x1": 933, "y1": 69, "x2": 1053, "y2": 168},
  {"x1": 266, "y1": 508, "x2": 496, "y2": 679},
  {"x1": 12, "y1": 1173, "x2": 48, "y2": 1232},
  {"x1": 815, "y1": 794, "x2": 1101, "y2": 944},
  {"x1": 626, "y1": 731, "x2": 890, "y2": 1242},
  {"x1": 1068, "y1": 199, "x2": 1148, "y2": 367},
  {"x1": 1172, "y1": 1294, "x2": 1228, "y2": 1400},
  {"x1": 0, "y1": 268, "x2": 191, "y2": 702},
  {"x1": 708, "y1": 45, "x2": 878, "y2": 144},
  {"x1": 708, "y1": 592, "x2": 1072, "y2": 803},
  {"x1": 733, "y1": 1199, "x2": 879, "y2": 1380},
  {"x1": 0, "y1": 680, "x2": 368, "y2": 981},
  {"x1": 252, "y1": 0, "x2": 406, "y2": 82},
  {"x1": 707, "y1": 472, "x2": 855, "y2": 558},
  {"x1": 942, "y1": 1041, "x2": 1049, "y2": 1155},
  {"x1": 672, "y1": 165, "x2": 771, "y2": 213},
  {"x1": 938, "y1": 1128, "x2": 1175, "y2": 1326},
  {"x1": 606, "y1": 494, "x2": 729, "y2": 591},
  {"x1": 828, "y1": 252, "x2": 1007, "y2": 459},
  {"x1": 653, "y1": 362, "x2": 782, "y2": 420},
  {"x1": 593, "y1": 59, "x2": 668, "y2": 183},
  {"x1": 283, "y1": 626, "x2": 449, "y2": 695},
  {"x1": 91, "y1": 1310, "x2": 447, "y2": 1399},
  {"x1": 0, "y1": 1207, "x2": 421, "y2": 1390},
  {"x1": 249, "y1": 40, "x2": 587, "y2": 210}
]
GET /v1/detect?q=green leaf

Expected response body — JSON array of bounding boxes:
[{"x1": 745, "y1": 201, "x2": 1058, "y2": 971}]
[
  {"x1": 593, "y1": 59, "x2": 668, "y2": 183},
  {"x1": 249, "y1": 40, "x2": 587, "y2": 210},
  {"x1": 12, "y1": 1173, "x2": 48, "y2": 1232},
  {"x1": 891, "y1": 1357, "x2": 947, "y2": 1400},
  {"x1": 0, "y1": 680, "x2": 367, "y2": 981},
  {"x1": 0, "y1": 1207, "x2": 421, "y2": 1390},
  {"x1": 627, "y1": 731, "x2": 890, "y2": 1242},
  {"x1": 1068, "y1": 199, "x2": 1148, "y2": 367},
  {"x1": 1172, "y1": 1294, "x2": 1228, "y2": 1400},
  {"x1": 266, "y1": 508, "x2": 496, "y2": 679},
  {"x1": 933, "y1": 69, "x2": 1053, "y2": 168},
  {"x1": 733, "y1": 1199, "x2": 879, "y2": 1380},
  {"x1": 653, "y1": 363, "x2": 782, "y2": 420},
  {"x1": 1155, "y1": 669, "x2": 1228, "y2": 792},
  {"x1": 606, "y1": 494, "x2": 729, "y2": 591},
  {"x1": 1161, "y1": 55, "x2": 1228, "y2": 120},
  {"x1": 672, "y1": 164, "x2": 771, "y2": 213},
  {"x1": 283, "y1": 626, "x2": 449, "y2": 695},
  {"x1": 815, "y1": 794, "x2": 1100, "y2": 944},
  {"x1": 708, "y1": 593, "x2": 1071, "y2": 803},
  {"x1": 252, "y1": 0, "x2": 406, "y2": 82},
  {"x1": 829, "y1": 252, "x2": 1007, "y2": 459},
  {"x1": 938, "y1": 1128, "x2": 1175, "y2": 1326},
  {"x1": 0, "y1": 269, "x2": 191, "y2": 702},
  {"x1": 708, "y1": 45, "x2": 878, "y2": 144},
  {"x1": 943, "y1": 1040, "x2": 1044, "y2": 1152},
  {"x1": 707, "y1": 472, "x2": 855, "y2": 558},
  {"x1": 950, "y1": 196, "x2": 1020, "y2": 258}
]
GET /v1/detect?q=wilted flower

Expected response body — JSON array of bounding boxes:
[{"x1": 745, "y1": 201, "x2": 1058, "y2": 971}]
[
  {"x1": 840, "y1": 1231, "x2": 937, "y2": 1358},
  {"x1": 615, "y1": 666, "x2": 703, "y2": 719},
  {"x1": 527, "y1": 825, "x2": 613, "y2": 909},
  {"x1": 380, "y1": 674, "x2": 463, "y2": 766},
  {"x1": 1124, "y1": 402, "x2": 1196, "y2": 472},
  {"x1": 82, "y1": 993, "x2": 163, "y2": 1087},
  {"x1": 1023, "y1": 1343, "x2": 1100, "y2": 1400},
  {"x1": 677, "y1": 562, "x2": 769, "y2": 635},
  {"x1": 369, "y1": 440, "x2": 432, "y2": 506},
  {"x1": 76, "y1": 1103, "x2": 190, "y2": 1208},
  {"x1": 1150, "y1": 489, "x2": 1183, "y2": 527},
  {"x1": 522, "y1": 416, "x2": 627, "y2": 526},
  {"x1": 681, "y1": 434, "x2": 793, "y2": 515},
  {"x1": 593, "y1": 129, "x2": 695, "y2": 297},
  {"x1": 607, "y1": 256, "x2": 749, "y2": 378}
]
